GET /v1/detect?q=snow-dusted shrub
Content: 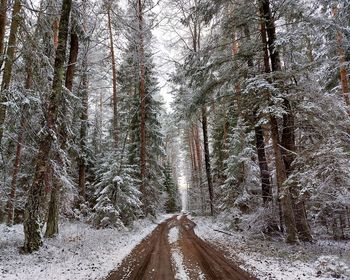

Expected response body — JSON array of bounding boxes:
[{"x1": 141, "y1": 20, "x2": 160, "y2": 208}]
[
  {"x1": 239, "y1": 206, "x2": 280, "y2": 236},
  {"x1": 292, "y1": 137, "x2": 350, "y2": 239},
  {"x1": 216, "y1": 208, "x2": 243, "y2": 231}
]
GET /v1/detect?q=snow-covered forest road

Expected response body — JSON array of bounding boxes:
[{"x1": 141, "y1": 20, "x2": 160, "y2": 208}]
[
  {"x1": 105, "y1": 215, "x2": 256, "y2": 280},
  {"x1": 2, "y1": 0, "x2": 350, "y2": 279}
]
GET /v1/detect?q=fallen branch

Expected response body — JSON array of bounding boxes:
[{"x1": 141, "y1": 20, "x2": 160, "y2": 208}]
[{"x1": 213, "y1": 229, "x2": 235, "y2": 236}]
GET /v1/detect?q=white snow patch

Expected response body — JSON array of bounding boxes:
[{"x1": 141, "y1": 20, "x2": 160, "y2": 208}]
[
  {"x1": 168, "y1": 226, "x2": 179, "y2": 244},
  {"x1": 193, "y1": 216, "x2": 350, "y2": 280},
  {"x1": 0, "y1": 215, "x2": 170, "y2": 280},
  {"x1": 314, "y1": 256, "x2": 350, "y2": 278},
  {"x1": 171, "y1": 248, "x2": 190, "y2": 280}
]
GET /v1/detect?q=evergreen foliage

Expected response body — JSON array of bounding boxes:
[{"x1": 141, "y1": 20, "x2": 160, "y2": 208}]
[
  {"x1": 2, "y1": 0, "x2": 350, "y2": 255},
  {"x1": 91, "y1": 153, "x2": 141, "y2": 228},
  {"x1": 163, "y1": 162, "x2": 180, "y2": 213}
]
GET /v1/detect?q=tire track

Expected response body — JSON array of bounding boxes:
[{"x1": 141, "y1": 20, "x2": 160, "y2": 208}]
[
  {"x1": 105, "y1": 216, "x2": 176, "y2": 280},
  {"x1": 178, "y1": 216, "x2": 257, "y2": 280},
  {"x1": 104, "y1": 215, "x2": 257, "y2": 280}
]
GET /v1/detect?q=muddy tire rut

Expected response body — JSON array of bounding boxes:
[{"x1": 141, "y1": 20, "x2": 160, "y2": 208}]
[{"x1": 105, "y1": 215, "x2": 257, "y2": 280}]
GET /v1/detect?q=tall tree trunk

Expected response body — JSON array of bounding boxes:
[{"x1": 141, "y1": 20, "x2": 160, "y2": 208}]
[
  {"x1": 201, "y1": 106, "x2": 214, "y2": 215},
  {"x1": 0, "y1": 0, "x2": 7, "y2": 65},
  {"x1": 264, "y1": 0, "x2": 312, "y2": 241},
  {"x1": 6, "y1": 53, "x2": 32, "y2": 226},
  {"x1": 23, "y1": 0, "x2": 72, "y2": 253},
  {"x1": 65, "y1": 33, "x2": 79, "y2": 92},
  {"x1": 78, "y1": 47, "x2": 89, "y2": 202},
  {"x1": 188, "y1": 128, "x2": 196, "y2": 185},
  {"x1": 243, "y1": 23, "x2": 272, "y2": 204},
  {"x1": 260, "y1": 0, "x2": 299, "y2": 243},
  {"x1": 53, "y1": 19, "x2": 59, "y2": 49},
  {"x1": 255, "y1": 122, "x2": 272, "y2": 203},
  {"x1": 194, "y1": 124, "x2": 202, "y2": 170},
  {"x1": 96, "y1": 91, "x2": 103, "y2": 152},
  {"x1": 190, "y1": 126, "x2": 198, "y2": 174},
  {"x1": 193, "y1": 123, "x2": 205, "y2": 212},
  {"x1": 281, "y1": 99, "x2": 312, "y2": 241},
  {"x1": 138, "y1": 0, "x2": 148, "y2": 215},
  {"x1": 0, "y1": 0, "x2": 21, "y2": 144},
  {"x1": 188, "y1": 126, "x2": 203, "y2": 210},
  {"x1": 6, "y1": 113, "x2": 26, "y2": 225},
  {"x1": 332, "y1": 5, "x2": 350, "y2": 113},
  {"x1": 45, "y1": 32, "x2": 79, "y2": 238},
  {"x1": 78, "y1": 0, "x2": 89, "y2": 199},
  {"x1": 269, "y1": 116, "x2": 297, "y2": 243},
  {"x1": 260, "y1": 10, "x2": 284, "y2": 227},
  {"x1": 107, "y1": 6, "x2": 118, "y2": 147}
]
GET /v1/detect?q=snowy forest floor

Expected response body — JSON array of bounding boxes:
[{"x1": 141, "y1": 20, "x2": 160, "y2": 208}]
[
  {"x1": 193, "y1": 216, "x2": 350, "y2": 280},
  {"x1": 0, "y1": 214, "x2": 349, "y2": 280},
  {"x1": 0, "y1": 214, "x2": 173, "y2": 280}
]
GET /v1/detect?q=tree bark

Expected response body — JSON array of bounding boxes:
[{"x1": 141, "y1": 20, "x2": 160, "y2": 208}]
[
  {"x1": 23, "y1": 0, "x2": 72, "y2": 253},
  {"x1": 188, "y1": 126, "x2": 202, "y2": 210},
  {"x1": 45, "y1": 182, "x2": 59, "y2": 237},
  {"x1": 188, "y1": 128, "x2": 196, "y2": 185},
  {"x1": 255, "y1": 123, "x2": 272, "y2": 203},
  {"x1": 53, "y1": 19, "x2": 59, "y2": 49},
  {"x1": 6, "y1": 112, "x2": 26, "y2": 225},
  {"x1": 264, "y1": 0, "x2": 312, "y2": 241},
  {"x1": 78, "y1": 50, "x2": 89, "y2": 202},
  {"x1": 194, "y1": 124, "x2": 202, "y2": 170},
  {"x1": 0, "y1": 0, "x2": 7, "y2": 65},
  {"x1": 138, "y1": 0, "x2": 148, "y2": 215},
  {"x1": 281, "y1": 99, "x2": 313, "y2": 241},
  {"x1": 260, "y1": 0, "x2": 299, "y2": 243},
  {"x1": 78, "y1": 0, "x2": 89, "y2": 201},
  {"x1": 243, "y1": 23, "x2": 272, "y2": 204},
  {"x1": 0, "y1": 0, "x2": 21, "y2": 143},
  {"x1": 5, "y1": 55, "x2": 32, "y2": 226},
  {"x1": 45, "y1": 32, "x2": 79, "y2": 238},
  {"x1": 201, "y1": 106, "x2": 214, "y2": 215},
  {"x1": 65, "y1": 33, "x2": 79, "y2": 92},
  {"x1": 193, "y1": 123, "x2": 205, "y2": 212},
  {"x1": 190, "y1": 126, "x2": 198, "y2": 173},
  {"x1": 269, "y1": 116, "x2": 297, "y2": 243}
]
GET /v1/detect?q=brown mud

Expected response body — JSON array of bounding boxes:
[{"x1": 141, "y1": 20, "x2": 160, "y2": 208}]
[{"x1": 105, "y1": 215, "x2": 257, "y2": 280}]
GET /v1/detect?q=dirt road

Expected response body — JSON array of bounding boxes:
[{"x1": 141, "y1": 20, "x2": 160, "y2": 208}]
[{"x1": 105, "y1": 215, "x2": 257, "y2": 280}]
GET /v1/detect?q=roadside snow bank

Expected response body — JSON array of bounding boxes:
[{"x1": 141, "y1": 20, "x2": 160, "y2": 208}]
[
  {"x1": 193, "y1": 216, "x2": 350, "y2": 280},
  {"x1": 0, "y1": 215, "x2": 169, "y2": 280}
]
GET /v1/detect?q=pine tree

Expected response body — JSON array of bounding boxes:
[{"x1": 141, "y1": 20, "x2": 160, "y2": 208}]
[
  {"x1": 23, "y1": 0, "x2": 72, "y2": 253},
  {"x1": 0, "y1": 0, "x2": 21, "y2": 144},
  {"x1": 220, "y1": 118, "x2": 260, "y2": 214},
  {"x1": 164, "y1": 162, "x2": 180, "y2": 213},
  {"x1": 91, "y1": 153, "x2": 141, "y2": 228},
  {"x1": 122, "y1": 0, "x2": 165, "y2": 217}
]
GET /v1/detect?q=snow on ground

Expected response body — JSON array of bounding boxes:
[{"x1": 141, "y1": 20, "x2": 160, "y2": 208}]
[
  {"x1": 0, "y1": 214, "x2": 171, "y2": 280},
  {"x1": 171, "y1": 248, "x2": 190, "y2": 280},
  {"x1": 168, "y1": 220, "x2": 205, "y2": 280},
  {"x1": 168, "y1": 226, "x2": 179, "y2": 244},
  {"x1": 168, "y1": 224, "x2": 189, "y2": 280},
  {"x1": 193, "y1": 216, "x2": 350, "y2": 280}
]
